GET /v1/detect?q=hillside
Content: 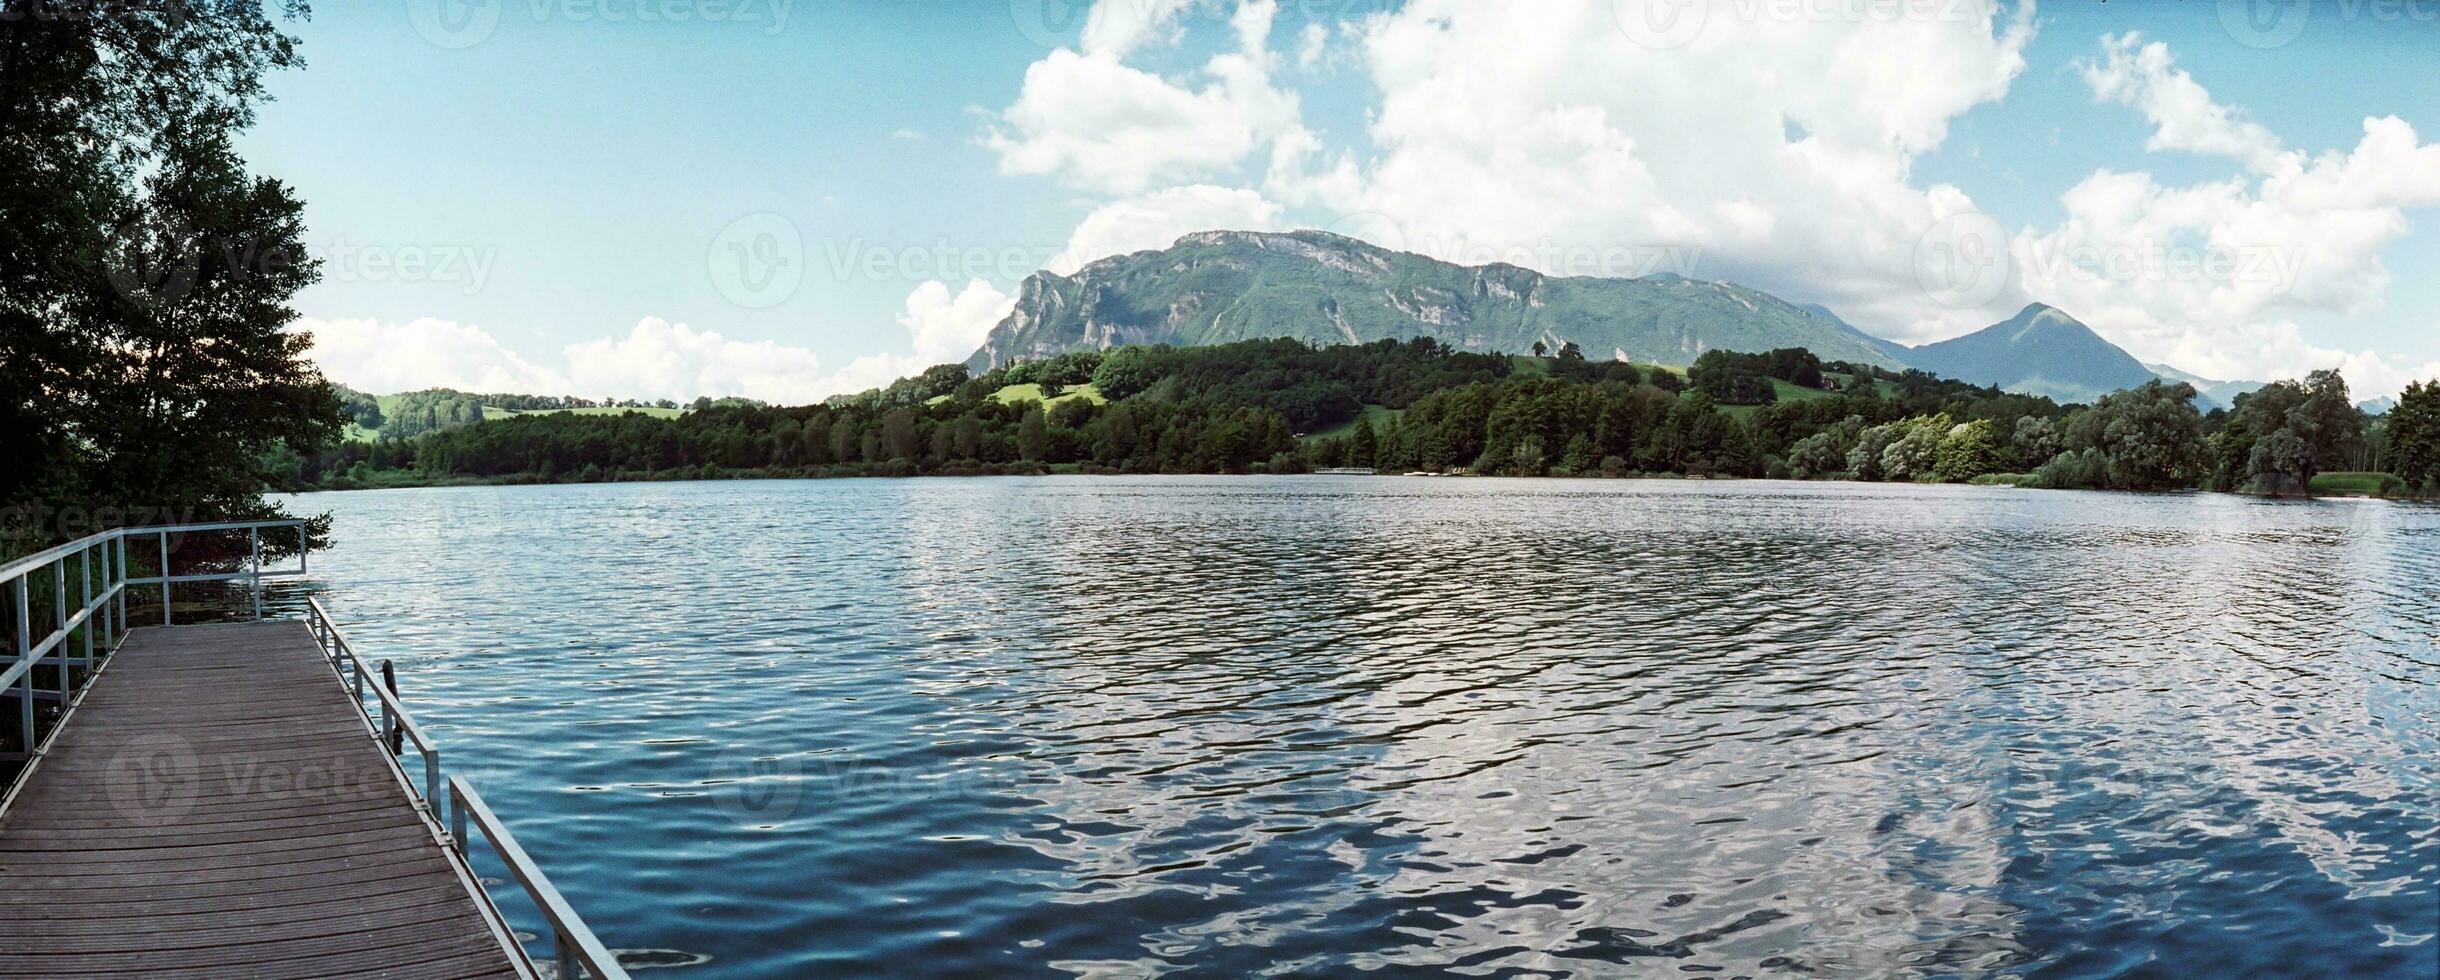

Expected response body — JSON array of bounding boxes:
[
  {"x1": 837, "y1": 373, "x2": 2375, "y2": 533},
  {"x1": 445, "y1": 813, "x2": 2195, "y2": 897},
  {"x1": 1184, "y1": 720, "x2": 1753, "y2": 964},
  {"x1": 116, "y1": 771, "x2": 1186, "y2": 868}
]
[
  {"x1": 1904, "y1": 304, "x2": 2159, "y2": 405},
  {"x1": 964, "y1": 230, "x2": 1913, "y2": 374},
  {"x1": 2144, "y1": 362, "x2": 2265, "y2": 412}
]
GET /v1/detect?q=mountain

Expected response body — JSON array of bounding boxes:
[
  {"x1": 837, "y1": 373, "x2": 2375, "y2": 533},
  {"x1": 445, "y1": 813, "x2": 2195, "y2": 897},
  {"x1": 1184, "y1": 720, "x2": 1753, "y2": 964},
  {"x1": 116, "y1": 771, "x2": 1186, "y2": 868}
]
[
  {"x1": 964, "y1": 230, "x2": 1913, "y2": 373},
  {"x1": 1798, "y1": 303, "x2": 1916, "y2": 364},
  {"x1": 2359, "y1": 395, "x2": 2397, "y2": 416},
  {"x1": 1902, "y1": 304, "x2": 2160, "y2": 404},
  {"x1": 2143, "y1": 362, "x2": 2264, "y2": 412}
]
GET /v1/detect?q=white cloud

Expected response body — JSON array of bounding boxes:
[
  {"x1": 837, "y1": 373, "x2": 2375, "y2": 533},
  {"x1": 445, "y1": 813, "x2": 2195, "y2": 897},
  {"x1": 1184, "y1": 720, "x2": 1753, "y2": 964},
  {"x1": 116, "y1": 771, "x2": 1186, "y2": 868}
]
[
  {"x1": 1080, "y1": 0, "x2": 1195, "y2": 58},
  {"x1": 1255, "y1": 0, "x2": 2038, "y2": 342},
  {"x1": 976, "y1": 3, "x2": 2435, "y2": 395},
  {"x1": 299, "y1": 317, "x2": 567, "y2": 394},
  {"x1": 1051, "y1": 184, "x2": 1285, "y2": 273},
  {"x1": 985, "y1": 0, "x2": 1298, "y2": 194},
  {"x1": 2022, "y1": 38, "x2": 2440, "y2": 393},
  {"x1": 888, "y1": 128, "x2": 926, "y2": 142},
  {"x1": 563, "y1": 318, "x2": 834, "y2": 404},
  {"x1": 2082, "y1": 33, "x2": 2287, "y2": 175},
  {"x1": 301, "y1": 316, "x2": 922, "y2": 405},
  {"x1": 1295, "y1": 21, "x2": 1328, "y2": 71},
  {"x1": 897, "y1": 279, "x2": 1016, "y2": 361}
]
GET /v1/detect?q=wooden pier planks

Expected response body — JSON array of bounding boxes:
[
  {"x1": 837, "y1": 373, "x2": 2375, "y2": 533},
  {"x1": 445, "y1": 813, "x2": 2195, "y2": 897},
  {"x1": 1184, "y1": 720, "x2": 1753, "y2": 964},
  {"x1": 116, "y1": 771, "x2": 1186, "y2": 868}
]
[{"x1": 0, "y1": 621, "x2": 523, "y2": 979}]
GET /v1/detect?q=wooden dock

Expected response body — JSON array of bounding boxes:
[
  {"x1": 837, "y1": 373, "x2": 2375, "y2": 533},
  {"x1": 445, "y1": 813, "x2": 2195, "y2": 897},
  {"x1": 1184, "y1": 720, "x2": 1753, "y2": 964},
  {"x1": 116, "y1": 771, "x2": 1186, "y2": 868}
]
[{"x1": 0, "y1": 621, "x2": 524, "y2": 978}]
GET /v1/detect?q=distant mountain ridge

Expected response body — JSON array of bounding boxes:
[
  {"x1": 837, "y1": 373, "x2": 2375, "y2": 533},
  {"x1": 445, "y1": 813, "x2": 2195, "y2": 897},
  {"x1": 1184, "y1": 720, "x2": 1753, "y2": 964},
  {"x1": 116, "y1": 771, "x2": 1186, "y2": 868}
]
[
  {"x1": 964, "y1": 229, "x2": 2248, "y2": 406},
  {"x1": 966, "y1": 230, "x2": 1911, "y2": 373},
  {"x1": 1904, "y1": 304, "x2": 2160, "y2": 405}
]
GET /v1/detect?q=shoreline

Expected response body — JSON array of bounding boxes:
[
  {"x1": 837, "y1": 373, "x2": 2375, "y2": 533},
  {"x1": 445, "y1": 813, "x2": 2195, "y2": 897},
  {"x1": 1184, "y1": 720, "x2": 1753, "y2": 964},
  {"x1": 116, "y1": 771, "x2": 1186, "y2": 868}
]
[{"x1": 281, "y1": 467, "x2": 2440, "y2": 502}]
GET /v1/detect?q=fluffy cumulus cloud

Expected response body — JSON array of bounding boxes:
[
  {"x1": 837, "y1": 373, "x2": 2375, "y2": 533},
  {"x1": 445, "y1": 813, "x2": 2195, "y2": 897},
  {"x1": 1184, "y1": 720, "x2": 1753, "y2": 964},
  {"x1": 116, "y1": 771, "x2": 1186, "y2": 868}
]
[
  {"x1": 562, "y1": 318, "x2": 833, "y2": 404},
  {"x1": 985, "y1": 0, "x2": 1299, "y2": 195},
  {"x1": 299, "y1": 317, "x2": 568, "y2": 394},
  {"x1": 299, "y1": 314, "x2": 968, "y2": 405},
  {"x1": 2020, "y1": 35, "x2": 2440, "y2": 391},
  {"x1": 896, "y1": 279, "x2": 1016, "y2": 360},
  {"x1": 1050, "y1": 184, "x2": 1285, "y2": 273},
  {"x1": 2081, "y1": 33, "x2": 2285, "y2": 174},
  {"x1": 1277, "y1": 0, "x2": 2039, "y2": 342}
]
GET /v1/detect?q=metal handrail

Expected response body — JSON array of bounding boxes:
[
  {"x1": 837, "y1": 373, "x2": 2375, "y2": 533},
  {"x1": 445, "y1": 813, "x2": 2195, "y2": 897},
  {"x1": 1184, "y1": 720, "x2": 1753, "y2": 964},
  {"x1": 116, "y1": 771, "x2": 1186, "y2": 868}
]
[
  {"x1": 306, "y1": 598, "x2": 630, "y2": 980},
  {"x1": 5, "y1": 519, "x2": 306, "y2": 762},
  {"x1": 451, "y1": 775, "x2": 628, "y2": 980}
]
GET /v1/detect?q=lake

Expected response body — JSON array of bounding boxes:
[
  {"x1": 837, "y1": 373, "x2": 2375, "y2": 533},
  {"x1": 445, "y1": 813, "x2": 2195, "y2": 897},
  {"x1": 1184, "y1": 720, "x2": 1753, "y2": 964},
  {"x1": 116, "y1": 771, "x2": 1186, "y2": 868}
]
[{"x1": 273, "y1": 477, "x2": 2439, "y2": 977}]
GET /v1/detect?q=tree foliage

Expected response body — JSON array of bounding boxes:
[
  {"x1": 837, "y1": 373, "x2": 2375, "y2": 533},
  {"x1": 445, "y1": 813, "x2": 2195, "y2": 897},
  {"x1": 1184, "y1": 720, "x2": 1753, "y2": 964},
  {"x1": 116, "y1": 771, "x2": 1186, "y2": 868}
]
[{"x1": 2, "y1": 2, "x2": 337, "y2": 552}]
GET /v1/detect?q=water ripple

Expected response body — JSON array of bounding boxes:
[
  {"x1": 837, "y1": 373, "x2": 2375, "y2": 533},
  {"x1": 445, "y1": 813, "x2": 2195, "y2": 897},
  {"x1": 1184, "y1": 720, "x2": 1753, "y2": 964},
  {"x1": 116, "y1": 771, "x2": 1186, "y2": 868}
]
[{"x1": 270, "y1": 478, "x2": 2440, "y2": 978}]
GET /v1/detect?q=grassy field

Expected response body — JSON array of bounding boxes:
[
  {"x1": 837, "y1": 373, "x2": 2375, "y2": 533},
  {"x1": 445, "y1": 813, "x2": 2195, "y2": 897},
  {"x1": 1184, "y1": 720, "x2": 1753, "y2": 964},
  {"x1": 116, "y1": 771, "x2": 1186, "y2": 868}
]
[
  {"x1": 991, "y1": 382, "x2": 1105, "y2": 407},
  {"x1": 2309, "y1": 471, "x2": 2408, "y2": 496},
  {"x1": 344, "y1": 400, "x2": 686, "y2": 442},
  {"x1": 480, "y1": 405, "x2": 686, "y2": 420},
  {"x1": 1968, "y1": 472, "x2": 2035, "y2": 487},
  {"x1": 1302, "y1": 404, "x2": 1406, "y2": 441},
  {"x1": 929, "y1": 382, "x2": 1108, "y2": 408}
]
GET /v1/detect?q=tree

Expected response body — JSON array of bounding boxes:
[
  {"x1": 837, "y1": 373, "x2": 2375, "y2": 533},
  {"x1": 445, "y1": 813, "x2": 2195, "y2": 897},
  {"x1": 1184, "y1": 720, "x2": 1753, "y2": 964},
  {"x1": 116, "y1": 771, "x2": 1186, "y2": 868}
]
[
  {"x1": 1881, "y1": 418, "x2": 1946, "y2": 482},
  {"x1": 3, "y1": 2, "x2": 334, "y2": 550},
  {"x1": 2011, "y1": 416, "x2": 2060, "y2": 471},
  {"x1": 1847, "y1": 423, "x2": 1902, "y2": 481},
  {"x1": 881, "y1": 408, "x2": 919, "y2": 461},
  {"x1": 1934, "y1": 420, "x2": 2002, "y2": 482},
  {"x1": 2061, "y1": 380, "x2": 2208, "y2": 491},
  {"x1": 1349, "y1": 416, "x2": 1377, "y2": 468},
  {"x1": 2388, "y1": 380, "x2": 2440, "y2": 493},
  {"x1": 1017, "y1": 405, "x2": 1049, "y2": 462}
]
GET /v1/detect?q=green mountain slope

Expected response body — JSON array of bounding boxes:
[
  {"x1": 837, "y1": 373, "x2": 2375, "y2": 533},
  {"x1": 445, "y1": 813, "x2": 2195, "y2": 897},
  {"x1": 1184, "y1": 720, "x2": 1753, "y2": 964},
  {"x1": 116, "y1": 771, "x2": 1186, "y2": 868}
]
[
  {"x1": 965, "y1": 230, "x2": 1913, "y2": 373},
  {"x1": 1905, "y1": 303, "x2": 2160, "y2": 404}
]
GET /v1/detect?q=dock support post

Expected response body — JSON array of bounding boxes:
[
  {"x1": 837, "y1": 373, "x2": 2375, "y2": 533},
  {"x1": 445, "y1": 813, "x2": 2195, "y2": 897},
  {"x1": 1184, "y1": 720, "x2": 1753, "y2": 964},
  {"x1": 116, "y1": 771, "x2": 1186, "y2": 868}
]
[
  {"x1": 158, "y1": 532, "x2": 171, "y2": 627},
  {"x1": 381, "y1": 659, "x2": 403, "y2": 755}
]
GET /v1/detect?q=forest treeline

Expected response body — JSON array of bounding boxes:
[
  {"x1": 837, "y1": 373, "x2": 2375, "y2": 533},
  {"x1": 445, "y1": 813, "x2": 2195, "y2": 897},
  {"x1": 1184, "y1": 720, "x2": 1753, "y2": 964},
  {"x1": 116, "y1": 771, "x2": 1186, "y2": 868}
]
[{"x1": 287, "y1": 337, "x2": 2440, "y2": 498}]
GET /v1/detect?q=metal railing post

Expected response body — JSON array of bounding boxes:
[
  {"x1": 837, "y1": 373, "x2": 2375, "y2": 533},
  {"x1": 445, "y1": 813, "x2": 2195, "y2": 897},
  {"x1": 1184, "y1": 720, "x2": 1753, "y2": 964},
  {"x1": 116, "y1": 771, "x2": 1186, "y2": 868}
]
[
  {"x1": 249, "y1": 525, "x2": 262, "y2": 622},
  {"x1": 15, "y1": 578, "x2": 31, "y2": 752},
  {"x1": 557, "y1": 933, "x2": 578, "y2": 979},
  {"x1": 158, "y1": 531, "x2": 171, "y2": 627},
  {"x1": 113, "y1": 535, "x2": 126, "y2": 640}
]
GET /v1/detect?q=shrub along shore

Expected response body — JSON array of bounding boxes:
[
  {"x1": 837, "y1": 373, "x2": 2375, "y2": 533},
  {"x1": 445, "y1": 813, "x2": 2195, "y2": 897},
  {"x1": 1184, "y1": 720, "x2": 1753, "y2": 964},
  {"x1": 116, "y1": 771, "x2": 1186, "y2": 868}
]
[{"x1": 286, "y1": 339, "x2": 2440, "y2": 501}]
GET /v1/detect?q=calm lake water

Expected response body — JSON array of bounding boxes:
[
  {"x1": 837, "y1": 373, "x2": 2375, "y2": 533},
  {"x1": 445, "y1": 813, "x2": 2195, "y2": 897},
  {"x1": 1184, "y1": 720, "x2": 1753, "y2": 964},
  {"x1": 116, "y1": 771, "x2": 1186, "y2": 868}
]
[{"x1": 271, "y1": 477, "x2": 2439, "y2": 978}]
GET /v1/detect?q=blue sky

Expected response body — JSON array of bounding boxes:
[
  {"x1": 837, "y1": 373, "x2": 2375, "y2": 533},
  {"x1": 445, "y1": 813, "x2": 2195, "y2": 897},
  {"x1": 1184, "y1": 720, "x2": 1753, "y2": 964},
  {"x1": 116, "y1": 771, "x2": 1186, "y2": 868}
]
[{"x1": 249, "y1": 1, "x2": 2440, "y2": 400}]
